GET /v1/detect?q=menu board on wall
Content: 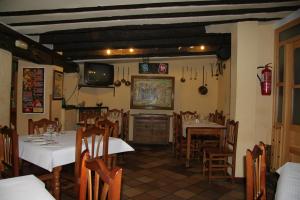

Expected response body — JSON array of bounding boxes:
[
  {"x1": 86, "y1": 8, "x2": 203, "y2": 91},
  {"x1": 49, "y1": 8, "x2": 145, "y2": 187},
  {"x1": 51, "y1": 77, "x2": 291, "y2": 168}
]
[{"x1": 22, "y1": 68, "x2": 44, "y2": 113}]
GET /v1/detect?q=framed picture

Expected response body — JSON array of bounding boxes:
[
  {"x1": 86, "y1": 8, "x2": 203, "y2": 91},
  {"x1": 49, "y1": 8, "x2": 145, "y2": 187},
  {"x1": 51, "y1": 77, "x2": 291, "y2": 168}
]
[
  {"x1": 139, "y1": 63, "x2": 169, "y2": 74},
  {"x1": 130, "y1": 76, "x2": 174, "y2": 110},
  {"x1": 22, "y1": 68, "x2": 44, "y2": 113},
  {"x1": 53, "y1": 70, "x2": 63, "y2": 100}
]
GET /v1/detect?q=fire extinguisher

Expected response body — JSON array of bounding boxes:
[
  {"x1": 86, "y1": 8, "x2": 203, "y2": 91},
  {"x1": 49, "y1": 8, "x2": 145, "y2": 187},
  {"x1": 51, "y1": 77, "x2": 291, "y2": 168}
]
[{"x1": 257, "y1": 63, "x2": 272, "y2": 95}]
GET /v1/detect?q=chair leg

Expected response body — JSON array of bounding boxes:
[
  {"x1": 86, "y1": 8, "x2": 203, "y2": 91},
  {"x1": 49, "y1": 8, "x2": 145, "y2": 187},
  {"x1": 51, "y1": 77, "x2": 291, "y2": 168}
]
[
  {"x1": 202, "y1": 152, "x2": 206, "y2": 176},
  {"x1": 208, "y1": 156, "x2": 212, "y2": 183}
]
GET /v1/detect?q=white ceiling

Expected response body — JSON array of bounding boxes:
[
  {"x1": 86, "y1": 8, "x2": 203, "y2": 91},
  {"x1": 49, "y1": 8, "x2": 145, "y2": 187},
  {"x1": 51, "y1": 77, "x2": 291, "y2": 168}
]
[{"x1": 0, "y1": 0, "x2": 299, "y2": 35}]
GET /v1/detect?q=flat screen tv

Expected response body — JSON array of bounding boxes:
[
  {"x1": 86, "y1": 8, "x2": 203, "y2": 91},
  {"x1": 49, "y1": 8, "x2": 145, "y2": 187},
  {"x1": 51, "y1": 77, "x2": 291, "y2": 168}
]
[{"x1": 84, "y1": 62, "x2": 114, "y2": 86}]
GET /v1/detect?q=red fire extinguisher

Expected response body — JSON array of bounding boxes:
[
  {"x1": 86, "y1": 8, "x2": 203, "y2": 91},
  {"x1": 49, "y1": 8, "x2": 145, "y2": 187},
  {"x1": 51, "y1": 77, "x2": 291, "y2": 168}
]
[{"x1": 257, "y1": 63, "x2": 272, "y2": 95}]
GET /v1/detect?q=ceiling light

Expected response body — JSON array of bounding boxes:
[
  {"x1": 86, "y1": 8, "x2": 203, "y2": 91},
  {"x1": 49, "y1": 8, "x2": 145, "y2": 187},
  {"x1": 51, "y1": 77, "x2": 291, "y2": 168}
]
[
  {"x1": 200, "y1": 45, "x2": 205, "y2": 50},
  {"x1": 106, "y1": 49, "x2": 111, "y2": 55},
  {"x1": 15, "y1": 40, "x2": 28, "y2": 50},
  {"x1": 129, "y1": 48, "x2": 134, "y2": 53},
  {"x1": 190, "y1": 46, "x2": 194, "y2": 49}
]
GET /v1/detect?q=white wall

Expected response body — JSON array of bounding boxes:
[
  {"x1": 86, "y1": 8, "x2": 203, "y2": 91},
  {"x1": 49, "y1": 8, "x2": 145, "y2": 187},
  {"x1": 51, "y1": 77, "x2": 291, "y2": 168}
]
[
  {"x1": 0, "y1": 49, "x2": 12, "y2": 126},
  {"x1": 207, "y1": 21, "x2": 274, "y2": 177}
]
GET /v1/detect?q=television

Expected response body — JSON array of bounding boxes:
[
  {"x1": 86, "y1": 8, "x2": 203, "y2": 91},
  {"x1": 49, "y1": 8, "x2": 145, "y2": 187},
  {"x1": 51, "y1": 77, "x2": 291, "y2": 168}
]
[{"x1": 84, "y1": 62, "x2": 114, "y2": 86}]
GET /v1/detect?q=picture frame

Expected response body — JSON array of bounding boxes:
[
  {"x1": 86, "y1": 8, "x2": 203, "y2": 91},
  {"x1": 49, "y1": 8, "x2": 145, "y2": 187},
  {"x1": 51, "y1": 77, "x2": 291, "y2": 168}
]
[
  {"x1": 53, "y1": 70, "x2": 63, "y2": 100},
  {"x1": 130, "y1": 76, "x2": 174, "y2": 110},
  {"x1": 22, "y1": 68, "x2": 45, "y2": 113}
]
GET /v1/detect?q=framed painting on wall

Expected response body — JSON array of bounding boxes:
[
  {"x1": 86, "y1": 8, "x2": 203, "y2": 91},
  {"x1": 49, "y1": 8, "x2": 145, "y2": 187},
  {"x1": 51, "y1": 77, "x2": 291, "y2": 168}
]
[
  {"x1": 22, "y1": 68, "x2": 44, "y2": 113},
  {"x1": 53, "y1": 70, "x2": 63, "y2": 100},
  {"x1": 130, "y1": 76, "x2": 174, "y2": 110}
]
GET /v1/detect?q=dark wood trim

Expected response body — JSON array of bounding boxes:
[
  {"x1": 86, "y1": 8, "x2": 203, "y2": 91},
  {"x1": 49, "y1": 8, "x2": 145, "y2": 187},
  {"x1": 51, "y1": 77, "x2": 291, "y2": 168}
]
[
  {"x1": 8, "y1": 6, "x2": 298, "y2": 27},
  {"x1": 0, "y1": 23, "x2": 78, "y2": 72},
  {"x1": 33, "y1": 18, "x2": 280, "y2": 38},
  {"x1": 40, "y1": 25, "x2": 206, "y2": 44},
  {"x1": 53, "y1": 35, "x2": 230, "y2": 51},
  {"x1": 63, "y1": 48, "x2": 217, "y2": 60},
  {"x1": 0, "y1": 0, "x2": 295, "y2": 16}
]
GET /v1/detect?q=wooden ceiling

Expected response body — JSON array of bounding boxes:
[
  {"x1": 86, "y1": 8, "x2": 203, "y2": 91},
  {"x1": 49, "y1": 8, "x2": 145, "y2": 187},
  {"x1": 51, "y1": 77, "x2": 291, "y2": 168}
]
[{"x1": 0, "y1": 0, "x2": 299, "y2": 63}]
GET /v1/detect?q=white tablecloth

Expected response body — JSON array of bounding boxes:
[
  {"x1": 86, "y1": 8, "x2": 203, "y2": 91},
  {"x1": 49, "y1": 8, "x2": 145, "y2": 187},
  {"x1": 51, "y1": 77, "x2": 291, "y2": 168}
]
[
  {"x1": 182, "y1": 120, "x2": 225, "y2": 137},
  {"x1": 275, "y1": 162, "x2": 300, "y2": 200},
  {"x1": 19, "y1": 131, "x2": 134, "y2": 172},
  {"x1": 0, "y1": 175, "x2": 55, "y2": 200}
]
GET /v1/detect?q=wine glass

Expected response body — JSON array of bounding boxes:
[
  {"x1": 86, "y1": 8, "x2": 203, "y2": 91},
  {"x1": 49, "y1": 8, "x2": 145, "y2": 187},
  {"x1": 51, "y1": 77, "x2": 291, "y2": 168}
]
[{"x1": 47, "y1": 124, "x2": 54, "y2": 138}]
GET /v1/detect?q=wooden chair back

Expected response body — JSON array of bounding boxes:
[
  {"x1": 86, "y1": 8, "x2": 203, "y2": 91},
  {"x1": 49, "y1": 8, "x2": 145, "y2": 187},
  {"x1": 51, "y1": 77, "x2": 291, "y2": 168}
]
[
  {"x1": 224, "y1": 120, "x2": 239, "y2": 152},
  {"x1": 246, "y1": 142, "x2": 266, "y2": 200},
  {"x1": 28, "y1": 118, "x2": 60, "y2": 135},
  {"x1": 121, "y1": 110, "x2": 130, "y2": 141},
  {"x1": 214, "y1": 110, "x2": 225, "y2": 125},
  {"x1": 105, "y1": 109, "x2": 123, "y2": 122},
  {"x1": 180, "y1": 111, "x2": 198, "y2": 121},
  {"x1": 0, "y1": 126, "x2": 19, "y2": 177},
  {"x1": 97, "y1": 119, "x2": 119, "y2": 138},
  {"x1": 79, "y1": 151, "x2": 122, "y2": 200},
  {"x1": 208, "y1": 113, "x2": 215, "y2": 122},
  {"x1": 172, "y1": 112, "x2": 180, "y2": 154},
  {"x1": 75, "y1": 126, "x2": 109, "y2": 194}
]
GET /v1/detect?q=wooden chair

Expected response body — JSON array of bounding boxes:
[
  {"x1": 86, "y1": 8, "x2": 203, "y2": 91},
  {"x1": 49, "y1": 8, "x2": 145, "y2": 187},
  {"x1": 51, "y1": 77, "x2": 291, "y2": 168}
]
[
  {"x1": 214, "y1": 110, "x2": 226, "y2": 125},
  {"x1": 97, "y1": 119, "x2": 119, "y2": 138},
  {"x1": 105, "y1": 109, "x2": 123, "y2": 136},
  {"x1": 202, "y1": 110, "x2": 225, "y2": 148},
  {"x1": 105, "y1": 109, "x2": 123, "y2": 122},
  {"x1": 121, "y1": 110, "x2": 130, "y2": 141},
  {"x1": 180, "y1": 111, "x2": 198, "y2": 121},
  {"x1": 0, "y1": 126, "x2": 19, "y2": 177},
  {"x1": 74, "y1": 126, "x2": 110, "y2": 195},
  {"x1": 175, "y1": 112, "x2": 199, "y2": 159},
  {"x1": 79, "y1": 150, "x2": 122, "y2": 200},
  {"x1": 208, "y1": 113, "x2": 215, "y2": 122},
  {"x1": 28, "y1": 118, "x2": 60, "y2": 135},
  {"x1": 172, "y1": 112, "x2": 180, "y2": 155},
  {"x1": 203, "y1": 119, "x2": 239, "y2": 182},
  {"x1": 246, "y1": 142, "x2": 266, "y2": 200}
]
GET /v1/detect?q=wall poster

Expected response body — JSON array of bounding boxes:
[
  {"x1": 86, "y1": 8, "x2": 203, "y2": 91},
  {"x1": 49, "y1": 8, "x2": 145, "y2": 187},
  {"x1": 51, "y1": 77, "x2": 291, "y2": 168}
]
[
  {"x1": 52, "y1": 70, "x2": 63, "y2": 100},
  {"x1": 22, "y1": 68, "x2": 44, "y2": 113}
]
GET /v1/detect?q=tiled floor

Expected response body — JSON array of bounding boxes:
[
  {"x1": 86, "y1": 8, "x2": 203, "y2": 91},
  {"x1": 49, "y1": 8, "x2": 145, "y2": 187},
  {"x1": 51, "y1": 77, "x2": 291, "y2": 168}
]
[
  {"x1": 61, "y1": 144, "x2": 245, "y2": 200},
  {"x1": 118, "y1": 144, "x2": 245, "y2": 200}
]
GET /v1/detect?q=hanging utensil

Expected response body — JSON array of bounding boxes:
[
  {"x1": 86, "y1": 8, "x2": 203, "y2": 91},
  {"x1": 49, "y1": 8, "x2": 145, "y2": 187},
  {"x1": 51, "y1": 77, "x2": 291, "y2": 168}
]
[
  {"x1": 194, "y1": 68, "x2": 197, "y2": 80},
  {"x1": 180, "y1": 66, "x2": 186, "y2": 83},
  {"x1": 114, "y1": 66, "x2": 121, "y2": 87},
  {"x1": 121, "y1": 66, "x2": 126, "y2": 83},
  {"x1": 125, "y1": 67, "x2": 131, "y2": 86},
  {"x1": 210, "y1": 63, "x2": 214, "y2": 77},
  {"x1": 199, "y1": 66, "x2": 208, "y2": 95},
  {"x1": 190, "y1": 66, "x2": 193, "y2": 80}
]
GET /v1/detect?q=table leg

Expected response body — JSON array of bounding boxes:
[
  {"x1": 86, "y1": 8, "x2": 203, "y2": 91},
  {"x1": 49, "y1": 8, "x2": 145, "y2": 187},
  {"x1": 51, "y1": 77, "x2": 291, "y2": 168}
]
[
  {"x1": 52, "y1": 166, "x2": 62, "y2": 200},
  {"x1": 186, "y1": 131, "x2": 191, "y2": 168}
]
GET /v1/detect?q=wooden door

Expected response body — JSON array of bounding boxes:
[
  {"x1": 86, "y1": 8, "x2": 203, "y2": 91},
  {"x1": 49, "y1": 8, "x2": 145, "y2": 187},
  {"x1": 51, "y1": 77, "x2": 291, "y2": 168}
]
[
  {"x1": 272, "y1": 18, "x2": 300, "y2": 170},
  {"x1": 286, "y1": 39, "x2": 300, "y2": 162}
]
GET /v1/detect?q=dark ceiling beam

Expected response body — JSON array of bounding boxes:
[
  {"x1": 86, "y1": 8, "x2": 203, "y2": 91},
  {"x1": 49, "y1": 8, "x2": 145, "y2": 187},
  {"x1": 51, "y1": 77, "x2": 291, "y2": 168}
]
[
  {"x1": 40, "y1": 26, "x2": 206, "y2": 44},
  {"x1": 0, "y1": 0, "x2": 295, "y2": 16},
  {"x1": 63, "y1": 46, "x2": 218, "y2": 60},
  {"x1": 8, "y1": 6, "x2": 298, "y2": 26},
  {"x1": 53, "y1": 35, "x2": 230, "y2": 51},
  {"x1": 0, "y1": 23, "x2": 78, "y2": 72}
]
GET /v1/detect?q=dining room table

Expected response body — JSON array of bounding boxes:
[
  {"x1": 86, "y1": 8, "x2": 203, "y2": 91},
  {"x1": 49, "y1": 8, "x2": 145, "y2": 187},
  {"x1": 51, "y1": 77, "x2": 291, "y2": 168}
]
[
  {"x1": 182, "y1": 119, "x2": 226, "y2": 167},
  {"x1": 0, "y1": 174, "x2": 55, "y2": 200},
  {"x1": 18, "y1": 130, "x2": 134, "y2": 200},
  {"x1": 275, "y1": 162, "x2": 300, "y2": 200}
]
